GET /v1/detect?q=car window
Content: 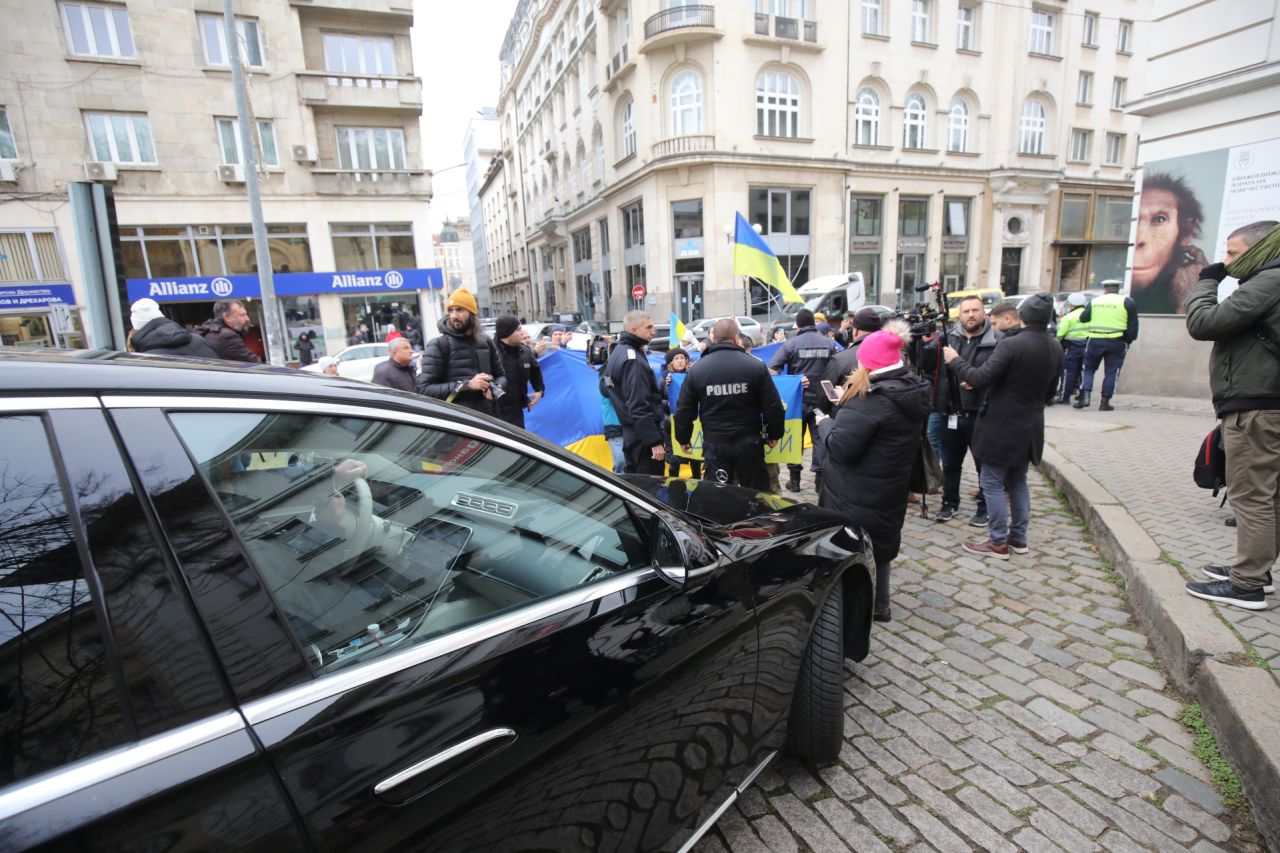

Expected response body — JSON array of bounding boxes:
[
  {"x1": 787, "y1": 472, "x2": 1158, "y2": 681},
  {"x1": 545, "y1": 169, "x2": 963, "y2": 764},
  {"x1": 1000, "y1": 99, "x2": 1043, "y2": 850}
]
[
  {"x1": 0, "y1": 415, "x2": 130, "y2": 785},
  {"x1": 170, "y1": 413, "x2": 652, "y2": 675}
]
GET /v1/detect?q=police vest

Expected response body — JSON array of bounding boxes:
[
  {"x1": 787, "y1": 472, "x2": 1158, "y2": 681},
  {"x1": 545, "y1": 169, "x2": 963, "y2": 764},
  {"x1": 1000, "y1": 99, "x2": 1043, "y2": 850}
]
[
  {"x1": 1057, "y1": 308, "x2": 1090, "y2": 341},
  {"x1": 1080, "y1": 294, "x2": 1128, "y2": 339}
]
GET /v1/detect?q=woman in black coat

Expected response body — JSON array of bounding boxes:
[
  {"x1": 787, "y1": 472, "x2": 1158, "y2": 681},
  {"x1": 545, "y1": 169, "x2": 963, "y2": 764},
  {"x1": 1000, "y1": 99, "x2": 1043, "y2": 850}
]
[
  {"x1": 815, "y1": 327, "x2": 930, "y2": 622},
  {"x1": 296, "y1": 331, "x2": 315, "y2": 366}
]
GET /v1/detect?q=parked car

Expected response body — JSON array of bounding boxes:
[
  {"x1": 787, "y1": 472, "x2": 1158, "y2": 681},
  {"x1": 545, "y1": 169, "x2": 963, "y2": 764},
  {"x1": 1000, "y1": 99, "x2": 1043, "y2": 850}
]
[
  {"x1": 0, "y1": 349, "x2": 874, "y2": 853},
  {"x1": 688, "y1": 316, "x2": 766, "y2": 346},
  {"x1": 298, "y1": 341, "x2": 414, "y2": 383}
]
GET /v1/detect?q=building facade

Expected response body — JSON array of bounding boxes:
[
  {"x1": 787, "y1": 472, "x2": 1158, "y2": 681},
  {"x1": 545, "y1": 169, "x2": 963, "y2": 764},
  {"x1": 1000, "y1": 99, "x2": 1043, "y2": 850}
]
[
  {"x1": 490, "y1": 0, "x2": 1146, "y2": 324},
  {"x1": 463, "y1": 108, "x2": 501, "y2": 314},
  {"x1": 0, "y1": 0, "x2": 436, "y2": 360},
  {"x1": 433, "y1": 217, "x2": 478, "y2": 297}
]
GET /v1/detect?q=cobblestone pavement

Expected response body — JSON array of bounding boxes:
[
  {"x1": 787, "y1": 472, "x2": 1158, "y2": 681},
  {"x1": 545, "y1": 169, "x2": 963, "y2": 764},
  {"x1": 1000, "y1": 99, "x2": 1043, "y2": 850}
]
[
  {"x1": 695, "y1": 454, "x2": 1262, "y2": 852},
  {"x1": 1042, "y1": 395, "x2": 1280, "y2": 679}
]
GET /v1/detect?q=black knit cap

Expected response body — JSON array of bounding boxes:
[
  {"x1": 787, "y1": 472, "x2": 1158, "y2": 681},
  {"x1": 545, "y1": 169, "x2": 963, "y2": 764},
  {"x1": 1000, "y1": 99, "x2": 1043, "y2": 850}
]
[
  {"x1": 796, "y1": 308, "x2": 815, "y2": 328},
  {"x1": 1018, "y1": 292, "x2": 1055, "y2": 326},
  {"x1": 852, "y1": 307, "x2": 883, "y2": 331},
  {"x1": 495, "y1": 315, "x2": 521, "y2": 340}
]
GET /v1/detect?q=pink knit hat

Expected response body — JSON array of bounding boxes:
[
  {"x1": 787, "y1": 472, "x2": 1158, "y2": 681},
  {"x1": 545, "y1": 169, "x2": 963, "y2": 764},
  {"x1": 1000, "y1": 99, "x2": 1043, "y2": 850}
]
[{"x1": 857, "y1": 329, "x2": 906, "y2": 371}]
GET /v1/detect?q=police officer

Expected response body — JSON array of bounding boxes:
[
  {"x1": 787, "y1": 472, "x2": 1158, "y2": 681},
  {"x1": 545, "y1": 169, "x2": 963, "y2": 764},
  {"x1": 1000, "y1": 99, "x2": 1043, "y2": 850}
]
[
  {"x1": 674, "y1": 318, "x2": 785, "y2": 490},
  {"x1": 604, "y1": 310, "x2": 666, "y2": 475},
  {"x1": 768, "y1": 308, "x2": 837, "y2": 492},
  {"x1": 1054, "y1": 292, "x2": 1090, "y2": 404},
  {"x1": 1073, "y1": 279, "x2": 1139, "y2": 411}
]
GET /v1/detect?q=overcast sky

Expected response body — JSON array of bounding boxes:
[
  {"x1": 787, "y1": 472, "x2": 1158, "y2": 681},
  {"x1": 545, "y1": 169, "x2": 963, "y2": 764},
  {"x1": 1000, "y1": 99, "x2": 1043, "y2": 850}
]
[{"x1": 412, "y1": 0, "x2": 518, "y2": 231}]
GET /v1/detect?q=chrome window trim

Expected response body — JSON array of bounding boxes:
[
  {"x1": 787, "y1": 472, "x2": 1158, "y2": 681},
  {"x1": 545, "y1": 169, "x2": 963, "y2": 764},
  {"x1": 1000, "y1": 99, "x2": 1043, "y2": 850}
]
[
  {"x1": 0, "y1": 396, "x2": 101, "y2": 412},
  {"x1": 101, "y1": 395, "x2": 668, "y2": 512},
  {"x1": 374, "y1": 727, "x2": 516, "y2": 795},
  {"x1": 241, "y1": 568, "x2": 654, "y2": 724},
  {"x1": 0, "y1": 711, "x2": 244, "y2": 822}
]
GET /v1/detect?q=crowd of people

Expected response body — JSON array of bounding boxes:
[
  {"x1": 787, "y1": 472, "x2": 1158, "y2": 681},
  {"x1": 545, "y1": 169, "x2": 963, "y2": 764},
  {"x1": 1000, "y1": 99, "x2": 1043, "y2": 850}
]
[{"x1": 119, "y1": 217, "x2": 1280, "y2": 621}]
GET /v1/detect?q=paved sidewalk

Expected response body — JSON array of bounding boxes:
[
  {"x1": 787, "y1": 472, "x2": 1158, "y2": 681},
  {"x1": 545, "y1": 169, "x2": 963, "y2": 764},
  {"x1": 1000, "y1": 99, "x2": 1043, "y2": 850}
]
[{"x1": 698, "y1": 457, "x2": 1264, "y2": 852}]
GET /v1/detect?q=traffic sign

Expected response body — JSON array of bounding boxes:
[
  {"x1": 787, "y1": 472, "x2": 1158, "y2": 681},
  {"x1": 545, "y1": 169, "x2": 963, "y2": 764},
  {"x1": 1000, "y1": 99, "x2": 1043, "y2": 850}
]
[{"x1": 631, "y1": 283, "x2": 646, "y2": 300}]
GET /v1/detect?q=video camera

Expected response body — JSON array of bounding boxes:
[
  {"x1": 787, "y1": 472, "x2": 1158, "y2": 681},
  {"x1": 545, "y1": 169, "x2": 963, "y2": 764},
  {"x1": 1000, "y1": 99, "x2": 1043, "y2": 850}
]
[
  {"x1": 890, "y1": 280, "x2": 947, "y2": 339},
  {"x1": 586, "y1": 334, "x2": 618, "y2": 367}
]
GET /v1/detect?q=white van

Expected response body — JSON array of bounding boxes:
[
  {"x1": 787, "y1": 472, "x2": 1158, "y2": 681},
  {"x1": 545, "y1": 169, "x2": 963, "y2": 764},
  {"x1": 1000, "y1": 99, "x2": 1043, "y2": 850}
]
[{"x1": 766, "y1": 273, "x2": 866, "y2": 339}]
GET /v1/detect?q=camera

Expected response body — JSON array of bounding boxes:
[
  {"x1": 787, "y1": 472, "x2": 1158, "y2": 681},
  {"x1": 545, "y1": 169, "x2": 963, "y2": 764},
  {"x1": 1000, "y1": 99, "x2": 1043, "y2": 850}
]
[{"x1": 587, "y1": 334, "x2": 617, "y2": 367}]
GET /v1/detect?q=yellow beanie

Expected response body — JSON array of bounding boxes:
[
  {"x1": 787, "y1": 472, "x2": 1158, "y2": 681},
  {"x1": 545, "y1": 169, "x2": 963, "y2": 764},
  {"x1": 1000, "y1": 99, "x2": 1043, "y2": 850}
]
[{"x1": 445, "y1": 287, "x2": 478, "y2": 315}]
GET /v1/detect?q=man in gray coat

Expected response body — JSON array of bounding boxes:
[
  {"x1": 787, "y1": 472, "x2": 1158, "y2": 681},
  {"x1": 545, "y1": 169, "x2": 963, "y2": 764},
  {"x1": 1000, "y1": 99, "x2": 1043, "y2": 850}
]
[{"x1": 371, "y1": 338, "x2": 418, "y2": 394}]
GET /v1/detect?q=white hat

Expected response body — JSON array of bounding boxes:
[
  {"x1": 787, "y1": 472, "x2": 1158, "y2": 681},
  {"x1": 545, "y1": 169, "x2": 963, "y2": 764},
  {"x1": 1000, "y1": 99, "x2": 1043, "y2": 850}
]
[
  {"x1": 130, "y1": 298, "x2": 165, "y2": 330},
  {"x1": 317, "y1": 356, "x2": 338, "y2": 372},
  {"x1": 1067, "y1": 292, "x2": 1088, "y2": 307}
]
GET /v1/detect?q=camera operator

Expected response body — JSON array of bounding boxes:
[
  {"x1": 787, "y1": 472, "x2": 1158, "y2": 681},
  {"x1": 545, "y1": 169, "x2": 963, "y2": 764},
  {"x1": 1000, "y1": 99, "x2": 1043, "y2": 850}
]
[
  {"x1": 768, "y1": 308, "x2": 837, "y2": 492},
  {"x1": 923, "y1": 294, "x2": 1002, "y2": 525},
  {"x1": 675, "y1": 318, "x2": 785, "y2": 490},
  {"x1": 604, "y1": 311, "x2": 666, "y2": 475}
]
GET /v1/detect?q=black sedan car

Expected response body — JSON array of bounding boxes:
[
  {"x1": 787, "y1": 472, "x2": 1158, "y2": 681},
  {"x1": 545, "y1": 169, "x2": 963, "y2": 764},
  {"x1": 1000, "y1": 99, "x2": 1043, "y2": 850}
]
[{"x1": 0, "y1": 350, "x2": 874, "y2": 852}]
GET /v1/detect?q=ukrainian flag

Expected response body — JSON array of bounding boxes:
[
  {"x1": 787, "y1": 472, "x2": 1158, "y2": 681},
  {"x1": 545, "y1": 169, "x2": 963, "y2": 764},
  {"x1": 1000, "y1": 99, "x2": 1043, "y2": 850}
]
[
  {"x1": 733, "y1": 212, "x2": 803, "y2": 304},
  {"x1": 669, "y1": 312, "x2": 689, "y2": 350}
]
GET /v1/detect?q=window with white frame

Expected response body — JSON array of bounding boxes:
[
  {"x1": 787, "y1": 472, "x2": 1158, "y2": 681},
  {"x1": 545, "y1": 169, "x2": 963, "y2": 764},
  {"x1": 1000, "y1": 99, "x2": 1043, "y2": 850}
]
[
  {"x1": 903, "y1": 94, "x2": 927, "y2": 149},
  {"x1": 215, "y1": 118, "x2": 278, "y2": 167},
  {"x1": 670, "y1": 70, "x2": 702, "y2": 136},
  {"x1": 956, "y1": 5, "x2": 975, "y2": 50},
  {"x1": 947, "y1": 99, "x2": 968, "y2": 152},
  {"x1": 911, "y1": 0, "x2": 931, "y2": 42},
  {"x1": 1019, "y1": 98, "x2": 1046, "y2": 155},
  {"x1": 1069, "y1": 128, "x2": 1091, "y2": 162},
  {"x1": 861, "y1": 0, "x2": 883, "y2": 35},
  {"x1": 1111, "y1": 77, "x2": 1126, "y2": 109},
  {"x1": 323, "y1": 33, "x2": 397, "y2": 85},
  {"x1": 197, "y1": 14, "x2": 263, "y2": 68},
  {"x1": 621, "y1": 98, "x2": 636, "y2": 157},
  {"x1": 1104, "y1": 132, "x2": 1124, "y2": 165},
  {"x1": 61, "y1": 2, "x2": 136, "y2": 59},
  {"x1": 1117, "y1": 19, "x2": 1132, "y2": 52},
  {"x1": 1082, "y1": 12, "x2": 1098, "y2": 46},
  {"x1": 1077, "y1": 71, "x2": 1092, "y2": 105},
  {"x1": 1029, "y1": 10, "x2": 1055, "y2": 55},
  {"x1": 0, "y1": 109, "x2": 17, "y2": 160},
  {"x1": 854, "y1": 88, "x2": 880, "y2": 145},
  {"x1": 0, "y1": 230, "x2": 66, "y2": 283},
  {"x1": 85, "y1": 112, "x2": 155, "y2": 163},
  {"x1": 336, "y1": 126, "x2": 406, "y2": 170},
  {"x1": 755, "y1": 71, "x2": 801, "y2": 138}
]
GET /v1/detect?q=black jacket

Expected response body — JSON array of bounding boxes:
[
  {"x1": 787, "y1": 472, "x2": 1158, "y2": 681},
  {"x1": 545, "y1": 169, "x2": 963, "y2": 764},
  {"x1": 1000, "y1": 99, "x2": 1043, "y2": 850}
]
[
  {"x1": 371, "y1": 358, "x2": 417, "y2": 394},
  {"x1": 604, "y1": 332, "x2": 665, "y2": 448},
  {"x1": 132, "y1": 317, "x2": 218, "y2": 359},
  {"x1": 769, "y1": 325, "x2": 836, "y2": 407},
  {"x1": 816, "y1": 367, "x2": 930, "y2": 565},
  {"x1": 673, "y1": 343, "x2": 785, "y2": 444},
  {"x1": 497, "y1": 341, "x2": 544, "y2": 412},
  {"x1": 817, "y1": 336, "x2": 868, "y2": 414},
  {"x1": 195, "y1": 318, "x2": 261, "y2": 363},
  {"x1": 415, "y1": 318, "x2": 507, "y2": 413},
  {"x1": 922, "y1": 321, "x2": 1002, "y2": 414},
  {"x1": 296, "y1": 336, "x2": 315, "y2": 366},
  {"x1": 946, "y1": 325, "x2": 1063, "y2": 468}
]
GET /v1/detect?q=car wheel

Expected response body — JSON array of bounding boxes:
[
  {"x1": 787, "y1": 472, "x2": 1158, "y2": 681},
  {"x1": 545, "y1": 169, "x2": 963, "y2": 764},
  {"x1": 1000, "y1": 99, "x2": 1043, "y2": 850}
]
[{"x1": 784, "y1": 583, "x2": 845, "y2": 761}]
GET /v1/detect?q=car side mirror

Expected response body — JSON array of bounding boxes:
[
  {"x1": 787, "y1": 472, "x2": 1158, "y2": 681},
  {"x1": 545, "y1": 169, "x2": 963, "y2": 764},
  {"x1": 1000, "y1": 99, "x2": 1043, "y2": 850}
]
[{"x1": 652, "y1": 514, "x2": 719, "y2": 589}]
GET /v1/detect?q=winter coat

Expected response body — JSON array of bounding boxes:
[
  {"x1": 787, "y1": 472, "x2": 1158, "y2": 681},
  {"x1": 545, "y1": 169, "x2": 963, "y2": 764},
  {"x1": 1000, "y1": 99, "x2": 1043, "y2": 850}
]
[
  {"x1": 371, "y1": 358, "x2": 418, "y2": 394},
  {"x1": 921, "y1": 321, "x2": 1002, "y2": 414},
  {"x1": 497, "y1": 341, "x2": 544, "y2": 413},
  {"x1": 195, "y1": 318, "x2": 261, "y2": 363},
  {"x1": 946, "y1": 325, "x2": 1062, "y2": 468},
  {"x1": 768, "y1": 325, "x2": 837, "y2": 408},
  {"x1": 415, "y1": 317, "x2": 507, "y2": 413},
  {"x1": 603, "y1": 332, "x2": 665, "y2": 448},
  {"x1": 131, "y1": 317, "x2": 218, "y2": 359},
  {"x1": 673, "y1": 342, "x2": 784, "y2": 444},
  {"x1": 1185, "y1": 258, "x2": 1280, "y2": 417},
  {"x1": 816, "y1": 366, "x2": 930, "y2": 565},
  {"x1": 296, "y1": 335, "x2": 315, "y2": 366}
]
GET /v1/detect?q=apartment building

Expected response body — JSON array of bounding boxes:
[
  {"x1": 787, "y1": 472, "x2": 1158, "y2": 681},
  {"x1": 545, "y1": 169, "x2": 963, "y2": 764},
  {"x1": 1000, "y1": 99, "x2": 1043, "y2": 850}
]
[
  {"x1": 490, "y1": 0, "x2": 1145, "y2": 323},
  {"x1": 477, "y1": 153, "x2": 529, "y2": 316},
  {"x1": 463, "y1": 108, "x2": 501, "y2": 315},
  {"x1": 433, "y1": 217, "x2": 478, "y2": 297},
  {"x1": 0, "y1": 0, "x2": 435, "y2": 360}
]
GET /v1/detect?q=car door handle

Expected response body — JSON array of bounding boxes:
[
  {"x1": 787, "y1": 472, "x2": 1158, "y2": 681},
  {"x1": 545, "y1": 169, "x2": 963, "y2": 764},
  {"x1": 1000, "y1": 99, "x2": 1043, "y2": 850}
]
[{"x1": 373, "y1": 728, "x2": 517, "y2": 796}]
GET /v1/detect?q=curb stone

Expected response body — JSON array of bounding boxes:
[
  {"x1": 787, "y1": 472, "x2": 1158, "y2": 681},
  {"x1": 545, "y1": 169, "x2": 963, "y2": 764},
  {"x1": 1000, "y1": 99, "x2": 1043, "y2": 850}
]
[{"x1": 1039, "y1": 445, "x2": 1280, "y2": 850}]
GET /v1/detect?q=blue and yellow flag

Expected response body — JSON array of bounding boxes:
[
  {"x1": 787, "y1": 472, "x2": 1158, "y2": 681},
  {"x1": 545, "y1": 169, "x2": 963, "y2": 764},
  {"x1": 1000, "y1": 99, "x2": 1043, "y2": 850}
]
[
  {"x1": 669, "y1": 312, "x2": 688, "y2": 350},
  {"x1": 732, "y1": 212, "x2": 803, "y2": 304},
  {"x1": 667, "y1": 372, "x2": 804, "y2": 466}
]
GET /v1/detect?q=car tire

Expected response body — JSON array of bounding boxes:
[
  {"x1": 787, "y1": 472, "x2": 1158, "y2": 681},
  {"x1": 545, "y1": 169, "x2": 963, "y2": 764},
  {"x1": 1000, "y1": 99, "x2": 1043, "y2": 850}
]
[{"x1": 784, "y1": 583, "x2": 845, "y2": 761}]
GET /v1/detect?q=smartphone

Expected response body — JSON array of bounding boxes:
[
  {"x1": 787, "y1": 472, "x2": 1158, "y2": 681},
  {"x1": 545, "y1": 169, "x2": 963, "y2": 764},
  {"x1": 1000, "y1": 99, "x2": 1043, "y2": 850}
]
[{"x1": 820, "y1": 380, "x2": 841, "y2": 403}]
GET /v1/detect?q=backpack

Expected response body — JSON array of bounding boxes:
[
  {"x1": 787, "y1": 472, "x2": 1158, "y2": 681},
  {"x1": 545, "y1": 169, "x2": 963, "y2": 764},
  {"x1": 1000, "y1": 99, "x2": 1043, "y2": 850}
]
[{"x1": 1193, "y1": 424, "x2": 1226, "y2": 496}]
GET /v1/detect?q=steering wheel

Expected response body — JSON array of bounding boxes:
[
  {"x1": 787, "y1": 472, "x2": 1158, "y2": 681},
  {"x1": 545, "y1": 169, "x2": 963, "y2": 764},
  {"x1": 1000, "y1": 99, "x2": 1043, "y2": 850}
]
[{"x1": 343, "y1": 476, "x2": 374, "y2": 562}]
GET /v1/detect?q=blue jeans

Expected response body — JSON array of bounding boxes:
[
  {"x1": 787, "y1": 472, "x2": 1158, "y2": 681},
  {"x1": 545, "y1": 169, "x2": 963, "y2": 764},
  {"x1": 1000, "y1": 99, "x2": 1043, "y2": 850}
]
[
  {"x1": 979, "y1": 461, "x2": 1031, "y2": 546},
  {"x1": 927, "y1": 412, "x2": 947, "y2": 468},
  {"x1": 607, "y1": 435, "x2": 625, "y2": 473}
]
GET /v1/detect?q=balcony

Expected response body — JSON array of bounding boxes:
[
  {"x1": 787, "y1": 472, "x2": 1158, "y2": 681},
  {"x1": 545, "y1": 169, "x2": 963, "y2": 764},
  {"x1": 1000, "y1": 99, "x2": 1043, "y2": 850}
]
[
  {"x1": 748, "y1": 13, "x2": 821, "y2": 50},
  {"x1": 296, "y1": 71, "x2": 423, "y2": 111},
  {"x1": 290, "y1": 0, "x2": 412, "y2": 21},
  {"x1": 651, "y1": 134, "x2": 714, "y2": 158},
  {"x1": 602, "y1": 43, "x2": 634, "y2": 93},
  {"x1": 641, "y1": 5, "x2": 722, "y2": 54},
  {"x1": 310, "y1": 169, "x2": 431, "y2": 197}
]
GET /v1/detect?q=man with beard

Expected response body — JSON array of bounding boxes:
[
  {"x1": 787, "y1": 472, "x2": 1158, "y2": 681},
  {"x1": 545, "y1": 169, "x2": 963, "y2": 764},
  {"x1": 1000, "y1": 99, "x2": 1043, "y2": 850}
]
[
  {"x1": 196, "y1": 299, "x2": 261, "y2": 363},
  {"x1": 416, "y1": 288, "x2": 506, "y2": 414},
  {"x1": 604, "y1": 311, "x2": 666, "y2": 475}
]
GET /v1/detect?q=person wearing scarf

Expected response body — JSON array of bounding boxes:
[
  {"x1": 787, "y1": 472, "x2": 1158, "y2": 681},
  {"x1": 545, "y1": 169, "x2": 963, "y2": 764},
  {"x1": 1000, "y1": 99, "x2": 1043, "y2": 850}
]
[{"x1": 1185, "y1": 220, "x2": 1280, "y2": 611}]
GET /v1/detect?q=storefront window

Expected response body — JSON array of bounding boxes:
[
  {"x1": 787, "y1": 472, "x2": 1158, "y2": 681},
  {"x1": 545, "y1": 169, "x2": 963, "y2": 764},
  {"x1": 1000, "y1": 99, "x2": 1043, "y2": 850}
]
[
  {"x1": 1055, "y1": 191, "x2": 1132, "y2": 295},
  {"x1": 0, "y1": 231, "x2": 66, "y2": 282},
  {"x1": 281, "y1": 295, "x2": 325, "y2": 362},
  {"x1": 899, "y1": 198, "x2": 929, "y2": 237},
  {"x1": 672, "y1": 200, "x2": 703, "y2": 239},
  {"x1": 1059, "y1": 195, "x2": 1090, "y2": 240},
  {"x1": 341, "y1": 294, "x2": 423, "y2": 348},
  {"x1": 1093, "y1": 195, "x2": 1130, "y2": 241},
  {"x1": 331, "y1": 223, "x2": 416, "y2": 271},
  {"x1": 849, "y1": 196, "x2": 883, "y2": 304},
  {"x1": 942, "y1": 253, "x2": 967, "y2": 291},
  {"x1": 120, "y1": 224, "x2": 312, "y2": 278}
]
